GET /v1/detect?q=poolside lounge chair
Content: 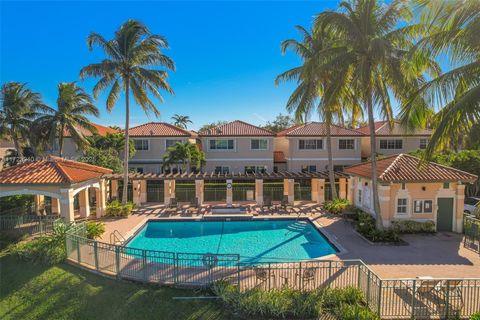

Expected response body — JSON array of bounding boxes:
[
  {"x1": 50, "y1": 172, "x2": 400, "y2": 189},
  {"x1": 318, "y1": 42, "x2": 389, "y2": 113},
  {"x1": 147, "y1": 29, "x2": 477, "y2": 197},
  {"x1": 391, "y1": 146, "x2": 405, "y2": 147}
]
[
  {"x1": 280, "y1": 195, "x2": 293, "y2": 213},
  {"x1": 167, "y1": 198, "x2": 178, "y2": 209}
]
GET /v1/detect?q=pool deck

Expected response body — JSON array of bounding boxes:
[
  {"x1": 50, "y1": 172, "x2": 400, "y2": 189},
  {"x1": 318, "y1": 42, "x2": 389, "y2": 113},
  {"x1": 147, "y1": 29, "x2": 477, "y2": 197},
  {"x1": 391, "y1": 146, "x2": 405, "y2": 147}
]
[{"x1": 94, "y1": 202, "x2": 480, "y2": 279}]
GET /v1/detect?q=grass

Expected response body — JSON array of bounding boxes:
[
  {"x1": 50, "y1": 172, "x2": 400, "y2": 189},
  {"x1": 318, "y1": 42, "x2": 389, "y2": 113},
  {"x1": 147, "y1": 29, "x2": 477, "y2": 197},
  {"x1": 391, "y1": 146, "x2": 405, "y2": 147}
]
[{"x1": 0, "y1": 253, "x2": 230, "y2": 320}]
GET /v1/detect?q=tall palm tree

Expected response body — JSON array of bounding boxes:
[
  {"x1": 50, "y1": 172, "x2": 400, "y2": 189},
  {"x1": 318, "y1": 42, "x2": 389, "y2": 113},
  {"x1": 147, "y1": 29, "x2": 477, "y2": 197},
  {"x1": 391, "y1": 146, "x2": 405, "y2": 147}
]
[
  {"x1": 0, "y1": 82, "x2": 52, "y2": 160},
  {"x1": 171, "y1": 114, "x2": 192, "y2": 129},
  {"x1": 400, "y1": 0, "x2": 480, "y2": 159},
  {"x1": 39, "y1": 82, "x2": 99, "y2": 157},
  {"x1": 162, "y1": 141, "x2": 205, "y2": 173},
  {"x1": 276, "y1": 25, "x2": 361, "y2": 200},
  {"x1": 314, "y1": 0, "x2": 439, "y2": 229},
  {"x1": 80, "y1": 19, "x2": 175, "y2": 204}
]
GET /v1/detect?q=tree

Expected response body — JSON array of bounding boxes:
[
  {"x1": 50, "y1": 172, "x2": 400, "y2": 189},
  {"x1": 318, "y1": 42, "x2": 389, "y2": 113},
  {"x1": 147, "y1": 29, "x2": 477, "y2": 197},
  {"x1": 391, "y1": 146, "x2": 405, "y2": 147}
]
[
  {"x1": 198, "y1": 121, "x2": 228, "y2": 133},
  {"x1": 171, "y1": 114, "x2": 192, "y2": 129},
  {"x1": 162, "y1": 141, "x2": 205, "y2": 173},
  {"x1": 400, "y1": 0, "x2": 480, "y2": 160},
  {"x1": 0, "y1": 82, "x2": 52, "y2": 160},
  {"x1": 88, "y1": 132, "x2": 136, "y2": 158},
  {"x1": 80, "y1": 20, "x2": 175, "y2": 204},
  {"x1": 276, "y1": 25, "x2": 361, "y2": 200},
  {"x1": 79, "y1": 147, "x2": 124, "y2": 173},
  {"x1": 39, "y1": 82, "x2": 99, "y2": 157},
  {"x1": 314, "y1": 0, "x2": 439, "y2": 229},
  {"x1": 262, "y1": 113, "x2": 297, "y2": 133}
]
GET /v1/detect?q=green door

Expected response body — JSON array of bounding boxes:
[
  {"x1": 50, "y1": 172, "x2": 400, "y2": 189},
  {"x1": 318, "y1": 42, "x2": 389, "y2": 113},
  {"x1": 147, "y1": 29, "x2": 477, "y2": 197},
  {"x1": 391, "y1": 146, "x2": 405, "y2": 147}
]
[{"x1": 437, "y1": 198, "x2": 454, "y2": 232}]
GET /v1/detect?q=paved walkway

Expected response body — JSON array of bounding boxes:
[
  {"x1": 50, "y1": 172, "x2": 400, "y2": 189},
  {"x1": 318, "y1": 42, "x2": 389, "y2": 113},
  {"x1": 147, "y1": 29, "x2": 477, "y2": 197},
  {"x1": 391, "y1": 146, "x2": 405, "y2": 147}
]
[{"x1": 95, "y1": 203, "x2": 480, "y2": 279}]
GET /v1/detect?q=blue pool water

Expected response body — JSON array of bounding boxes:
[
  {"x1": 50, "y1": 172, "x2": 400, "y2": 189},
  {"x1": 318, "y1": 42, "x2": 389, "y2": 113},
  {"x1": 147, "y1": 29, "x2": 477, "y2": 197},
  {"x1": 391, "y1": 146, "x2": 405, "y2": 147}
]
[{"x1": 126, "y1": 219, "x2": 337, "y2": 262}]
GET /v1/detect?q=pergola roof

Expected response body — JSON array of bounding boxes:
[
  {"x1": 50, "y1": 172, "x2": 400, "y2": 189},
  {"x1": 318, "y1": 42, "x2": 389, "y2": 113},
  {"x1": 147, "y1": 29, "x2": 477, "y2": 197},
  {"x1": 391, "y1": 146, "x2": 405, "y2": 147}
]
[
  {"x1": 104, "y1": 170, "x2": 349, "y2": 181},
  {"x1": 0, "y1": 157, "x2": 112, "y2": 185}
]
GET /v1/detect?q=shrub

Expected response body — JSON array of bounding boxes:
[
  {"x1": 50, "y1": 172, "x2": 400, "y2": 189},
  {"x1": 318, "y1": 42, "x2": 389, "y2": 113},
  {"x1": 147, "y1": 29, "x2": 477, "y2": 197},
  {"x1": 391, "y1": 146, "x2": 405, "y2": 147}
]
[
  {"x1": 105, "y1": 200, "x2": 135, "y2": 217},
  {"x1": 323, "y1": 198, "x2": 351, "y2": 214},
  {"x1": 356, "y1": 212, "x2": 400, "y2": 243},
  {"x1": 214, "y1": 282, "x2": 371, "y2": 320},
  {"x1": 86, "y1": 221, "x2": 106, "y2": 239},
  {"x1": 471, "y1": 312, "x2": 480, "y2": 320},
  {"x1": 334, "y1": 304, "x2": 380, "y2": 320},
  {"x1": 391, "y1": 220, "x2": 436, "y2": 234}
]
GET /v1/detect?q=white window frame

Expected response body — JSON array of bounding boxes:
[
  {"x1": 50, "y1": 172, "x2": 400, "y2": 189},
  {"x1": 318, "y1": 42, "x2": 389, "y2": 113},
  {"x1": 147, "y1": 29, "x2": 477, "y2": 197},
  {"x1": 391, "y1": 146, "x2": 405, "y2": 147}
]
[
  {"x1": 133, "y1": 139, "x2": 149, "y2": 151},
  {"x1": 338, "y1": 139, "x2": 355, "y2": 150},
  {"x1": 250, "y1": 138, "x2": 268, "y2": 151},
  {"x1": 165, "y1": 139, "x2": 183, "y2": 149},
  {"x1": 379, "y1": 139, "x2": 403, "y2": 150},
  {"x1": 208, "y1": 139, "x2": 235, "y2": 151},
  {"x1": 419, "y1": 138, "x2": 428, "y2": 150},
  {"x1": 396, "y1": 198, "x2": 408, "y2": 215},
  {"x1": 298, "y1": 139, "x2": 323, "y2": 150},
  {"x1": 413, "y1": 199, "x2": 433, "y2": 214}
]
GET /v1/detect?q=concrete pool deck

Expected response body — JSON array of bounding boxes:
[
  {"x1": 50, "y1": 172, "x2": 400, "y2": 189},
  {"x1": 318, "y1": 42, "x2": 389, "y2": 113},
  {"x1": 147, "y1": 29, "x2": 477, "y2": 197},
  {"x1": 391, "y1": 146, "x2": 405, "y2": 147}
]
[{"x1": 94, "y1": 203, "x2": 480, "y2": 279}]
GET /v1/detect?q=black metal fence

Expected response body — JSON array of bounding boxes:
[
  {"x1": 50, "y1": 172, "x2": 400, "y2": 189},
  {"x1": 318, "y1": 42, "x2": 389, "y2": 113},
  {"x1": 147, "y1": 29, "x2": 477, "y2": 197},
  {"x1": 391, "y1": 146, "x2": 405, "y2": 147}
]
[
  {"x1": 204, "y1": 183, "x2": 227, "y2": 202},
  {"x1": 263, "y1": 182, "x2": 284, "y2": 201},
  {"x1": 0, "y1": 215, "x2": 62, "y2": 236},
  {"x1": 464, "y1": 215, "x2": 480, "y2": 255},
  {"x1": 146, "y1": 181, "x2": 164, "y2": 203},
  {"x1": 233, "y1": 183, "x2": 256, "y2": 202},
  {"x1": 176, "y1": 183, "x2": 196, "y2": 203}
]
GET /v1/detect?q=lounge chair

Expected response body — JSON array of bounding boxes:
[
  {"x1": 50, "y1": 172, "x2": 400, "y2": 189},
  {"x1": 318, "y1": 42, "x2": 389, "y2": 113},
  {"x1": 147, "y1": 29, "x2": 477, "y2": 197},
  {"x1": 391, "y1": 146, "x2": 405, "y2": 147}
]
[
  {"x1": 280, "y1": 195, "x2": 293, "y2": 213},
  {"x1": 167, "y1": 198, "x2": 178, "y2": 209}
]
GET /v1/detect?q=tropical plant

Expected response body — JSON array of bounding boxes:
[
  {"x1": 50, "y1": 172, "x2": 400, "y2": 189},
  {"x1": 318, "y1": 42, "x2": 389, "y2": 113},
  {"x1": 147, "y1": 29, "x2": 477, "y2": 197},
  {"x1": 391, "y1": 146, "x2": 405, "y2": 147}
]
[
  {"x1": 85, "y1": 221, "x2": 106, "y2": 239},
  {"x1": 0, "y1": 82, "x2": 52, "y2": 160},
  {"x1": 276, "y1": 25, "x2": 361, "y2": 200},
  {"x1": 80, "y1": 19, "x2": 175, "y2": 204},
  {"x1": 162, "y1": 141, "x2": 205, "y2": 173},
  {"x1": 171, "y1": 114, "x2": 192, "y2": 129},
  {"x1": 262, "y1": 113, "x2": 297, "y2": 133},
  {"x1": 88, "y1": 132, "x2": 136, "y2": 158},
  {"x1": 314, "y1": 0, "x2": 439, "y2": 229},
  {"x1": 198, "y1": 121, "x2": 228, "y2": 133},
  {"x1": 323, "y1": 198, "x2": 351, "y2": 214},
  {"x1": 105, "y1": 200, "x2": 135, "y2": 217},
  {"x1": 79, "y1": 147, "x2": 124, "y2": 173},
  {"x1": 400, "y1": 0, "x2": 480, "y2": 160},
  {"x1": 37, "y1": 82, "x2": 99, "y2": 157}
]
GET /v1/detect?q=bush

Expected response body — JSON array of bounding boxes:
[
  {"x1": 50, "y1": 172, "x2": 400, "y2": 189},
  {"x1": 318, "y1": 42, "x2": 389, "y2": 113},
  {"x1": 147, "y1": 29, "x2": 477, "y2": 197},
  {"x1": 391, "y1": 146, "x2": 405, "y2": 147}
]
[
  {"x1": 105, "y1": 200, "x2": 135, "y2": 217},
  {"x1": 334, "y1": 304, "x2": 380, "y2": 320},
  {"x1": 391, "y1": 220, "x2": 436, "y2": 234},
  {"x1": 214, "y1": 281, "x2": 370, "y2": 320},
  {"x1": 86, "y1": 221, "x2": 106, "y2": 239},
  {"x1": 356, "y1": 212, "x2": 400, "y2": 243},
  {"x1": 323, "y1": 198, "x2": 351, "y2": 214},
  {"x1": 471, "y1": 312, "x2": 480, "y2": 320}
]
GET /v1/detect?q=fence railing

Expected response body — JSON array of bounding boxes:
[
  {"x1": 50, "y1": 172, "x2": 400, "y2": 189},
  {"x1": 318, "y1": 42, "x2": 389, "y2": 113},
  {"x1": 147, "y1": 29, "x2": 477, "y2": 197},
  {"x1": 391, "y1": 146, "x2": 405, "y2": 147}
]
[
  {"x1": 294, "y1": 185, "x2": 312, "y2": 201},
  {"x1": 65, "y1": 222, "x2": 480, "y2": 319},
  {"x1": 0, "y1": 214, "x2": 62, "y2": 236},
  {"x1": 464, "y1": 215, "x2": 480, "y2": 255}
]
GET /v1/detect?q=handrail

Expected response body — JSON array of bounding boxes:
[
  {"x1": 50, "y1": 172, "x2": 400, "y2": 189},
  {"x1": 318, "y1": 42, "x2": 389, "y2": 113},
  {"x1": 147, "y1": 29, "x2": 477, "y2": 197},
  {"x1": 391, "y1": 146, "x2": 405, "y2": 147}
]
[{"x1": 110, "y1": 230, "x2": 126, "y2": 245}]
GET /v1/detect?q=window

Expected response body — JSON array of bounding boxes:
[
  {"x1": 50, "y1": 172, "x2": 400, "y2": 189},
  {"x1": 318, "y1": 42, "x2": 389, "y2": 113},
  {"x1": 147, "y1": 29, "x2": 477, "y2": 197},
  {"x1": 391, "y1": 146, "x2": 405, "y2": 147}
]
[
  {"x1": 299, "y1": 139, "x2": 323, "y2": 150},
  {"x1": 209, "y1": 139, "x2": 234, "y2": 150},
  {"x1": 333, "y1": 165, "x2": 345, "y2": 172},
  {"x1": 397, "y1": 198, "x2": 408, "y2": 214},
  {"x1": 251, "y1": 139, "x2": 268, "y2": 150},
  {"x1": 443, "y1": 182, "x2": 450, "y2": 189},
  {"x1": 244, "y1": 166, "x2": 267, "y2": 174},
  {"x1": 339, "y1": 139, "x2": 355, "y2": 150},
  {"x1": 413, "y1": 200, "x2": 433, "y2": 213},
  {"x1": 379, "y1": 139, "x2": 403, "y2": 150},
  {"x1": 413, "y1": 200, "x2": 423, "y2": 213},
  {"x1": 214, "y1": 166, "x2": 230, "y2": 174},
  {"x1": 301, "y1": 165, "x2": 316, "y2": 173},
  {"x1": 424, "y1": 200, "x2": 433, "y2": 213},
  {"x1": 134, "y1": 139, "x2": 149, "y2": 151},
  {"x1": 419, "y1": 138, "x2": 428, "y2": 149},
  {"x1": 166, "y1": 139, "x2": 182, "y2": 148}
]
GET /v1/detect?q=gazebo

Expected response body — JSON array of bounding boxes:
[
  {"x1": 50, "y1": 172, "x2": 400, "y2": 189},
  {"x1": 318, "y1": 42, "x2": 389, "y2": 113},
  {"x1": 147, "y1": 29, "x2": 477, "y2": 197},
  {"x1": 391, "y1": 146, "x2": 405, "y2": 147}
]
[{"x1": 0, "y1": 157, "x2": 112, "y2": 222}]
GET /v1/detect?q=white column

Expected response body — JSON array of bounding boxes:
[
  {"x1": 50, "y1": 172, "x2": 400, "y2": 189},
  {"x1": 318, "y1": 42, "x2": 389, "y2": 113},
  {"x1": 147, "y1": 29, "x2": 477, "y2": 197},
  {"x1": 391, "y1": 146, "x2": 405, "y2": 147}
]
[
  {"x1": 60, "y1": 188, "x2": 75, "y2": 223},
  {"x1": 78, "y1": 188, "x2": 90, "y2": 218},
  {"x1": 226, "y1": 179, "x2": 233, "y2": 205},
  {"x1": 284, "y1": 179, "x2": 294, "y2": 204},
  {"x1": 96, "y1": 180, "x2": 107, "y2": 219},
  {"x1": 195, "y1": 179, "x2": 204, "y2": 205},
  {"x1": 255, "y1": 179, "x2": 263, "y2": 206},
  {"x1": 110, "y1": 180, "x2": 118, "y2": 200}
]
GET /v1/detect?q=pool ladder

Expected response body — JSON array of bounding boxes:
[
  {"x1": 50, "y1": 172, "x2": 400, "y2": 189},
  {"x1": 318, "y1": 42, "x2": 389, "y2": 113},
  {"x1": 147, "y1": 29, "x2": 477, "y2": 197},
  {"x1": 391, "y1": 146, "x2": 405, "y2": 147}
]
[{"x1": 110, "y1": 230, "x2": 126, "y2": 245}]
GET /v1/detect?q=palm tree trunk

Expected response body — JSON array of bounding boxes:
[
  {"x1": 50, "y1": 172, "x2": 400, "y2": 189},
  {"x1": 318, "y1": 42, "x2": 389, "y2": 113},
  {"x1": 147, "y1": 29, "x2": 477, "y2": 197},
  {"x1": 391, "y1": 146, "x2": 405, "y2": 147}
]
[
  {"x1": 366, "y1": 94, "x2": 383, "y2": 230},
  {"x1": 59, "y1": 125, "x2": 65, "y2": 157},
  {"x1": 325, "y1": 115, "x2": 337, "y2": 200},
  {"x1": 11, "y1": 128, "x2": 24, "y2": 161},
  {"x1": 122, "y1": 80, "x2": 130, "y2": 204}
]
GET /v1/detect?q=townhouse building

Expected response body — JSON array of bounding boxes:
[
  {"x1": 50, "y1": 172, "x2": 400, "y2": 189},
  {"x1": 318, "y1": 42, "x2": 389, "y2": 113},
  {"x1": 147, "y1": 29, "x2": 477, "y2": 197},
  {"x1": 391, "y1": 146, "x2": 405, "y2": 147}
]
[
  {"x1": 198, "y1": 120, "x2": 275, "y2": 174},
  {"x1": 357, "y1": 120, "x2": 432, "y2": 159},
  {"x1": 128, "y1": 122, "x2": 195, "y2": 173},
  {"x1": 274, "y1": 122, "x2": 364, "y2": 172}
]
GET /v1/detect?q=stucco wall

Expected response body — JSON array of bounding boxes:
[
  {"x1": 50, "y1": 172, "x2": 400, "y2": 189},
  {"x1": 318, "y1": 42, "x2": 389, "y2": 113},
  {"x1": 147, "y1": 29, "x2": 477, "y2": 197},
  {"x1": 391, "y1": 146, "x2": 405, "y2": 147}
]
[{"x1": 360, "y1": 136, "x2": 430, "y2": 158}]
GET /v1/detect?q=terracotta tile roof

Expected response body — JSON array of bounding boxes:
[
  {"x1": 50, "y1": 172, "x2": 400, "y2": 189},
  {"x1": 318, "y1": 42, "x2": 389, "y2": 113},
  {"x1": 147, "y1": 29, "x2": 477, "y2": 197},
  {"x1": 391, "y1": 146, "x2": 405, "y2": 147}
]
[
  {"x1": 64, "y1": 123, "x2": 118, "y2": 137},
  {"x1": 128, "y1": 122, "x2": 192, "y2": 137},
  {"x1": 345, "y1": 154, "x2": 477, "y2": 183},
  {"x1": 199, "y1": 120, "x2": 274, "y2": 137},
  {"x1": 356, "y1": 121, "x2": 432, "y2": 136},
  {"x1": 273, "y1": 151, "x2": 287, "y2": 163},
  {"x1": 277, "y1": 122, "x2": 364, "y2": 137},
  {"x1": 0, "y1": 156, "x2": 112, "y2": 184}
]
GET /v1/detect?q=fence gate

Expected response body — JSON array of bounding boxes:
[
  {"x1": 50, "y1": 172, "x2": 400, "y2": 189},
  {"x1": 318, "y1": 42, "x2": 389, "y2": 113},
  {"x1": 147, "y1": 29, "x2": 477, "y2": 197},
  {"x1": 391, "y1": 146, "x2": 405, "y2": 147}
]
[
  {"x1": 233, "y1": 183, "x2": 256, "y2": 202},
  {"x1": 204, "y1": 182, "x2": 227, "y2": 202},
  {"x1": 146, "y1": 180, "x2": 164, "y2": 203},
  {"x1": 176, "y1": 183, "x2": 195, "y2": 203}
]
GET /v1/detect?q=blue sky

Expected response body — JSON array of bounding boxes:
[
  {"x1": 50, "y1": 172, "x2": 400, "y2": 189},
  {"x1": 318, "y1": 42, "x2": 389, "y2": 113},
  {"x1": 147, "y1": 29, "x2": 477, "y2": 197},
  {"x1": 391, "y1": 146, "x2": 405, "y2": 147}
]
[{"x1": 2, "y1": 0, "x2": 403, "y2": 130}]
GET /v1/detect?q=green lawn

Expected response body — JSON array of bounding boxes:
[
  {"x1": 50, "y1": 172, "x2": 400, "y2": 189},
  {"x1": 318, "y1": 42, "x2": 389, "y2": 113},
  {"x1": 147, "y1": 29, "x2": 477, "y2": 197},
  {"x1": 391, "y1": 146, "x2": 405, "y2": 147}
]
[{"x1": 0, "y1": 253, "x2": 230, "y2": 320}]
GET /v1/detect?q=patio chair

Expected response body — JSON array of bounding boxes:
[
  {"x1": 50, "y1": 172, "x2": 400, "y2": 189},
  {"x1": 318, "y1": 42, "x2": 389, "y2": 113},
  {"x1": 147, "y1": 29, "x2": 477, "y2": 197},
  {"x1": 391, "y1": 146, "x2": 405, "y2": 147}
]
[
  {"x1": 280, "y1": 195, "x2": 293, "y2": 213},
  {"x1": 167, "y1": 198, "x2": 178, "y2": 209},
  {"x1": 187, "y1": 197, "x2": 200, "y2": 215}
]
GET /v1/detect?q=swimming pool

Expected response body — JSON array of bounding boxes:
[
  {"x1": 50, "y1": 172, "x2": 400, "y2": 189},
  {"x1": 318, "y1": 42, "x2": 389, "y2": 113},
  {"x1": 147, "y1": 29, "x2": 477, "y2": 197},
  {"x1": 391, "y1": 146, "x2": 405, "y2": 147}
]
[{"x1": 126, "y1": 219, "x2": 337, "y2": 262}]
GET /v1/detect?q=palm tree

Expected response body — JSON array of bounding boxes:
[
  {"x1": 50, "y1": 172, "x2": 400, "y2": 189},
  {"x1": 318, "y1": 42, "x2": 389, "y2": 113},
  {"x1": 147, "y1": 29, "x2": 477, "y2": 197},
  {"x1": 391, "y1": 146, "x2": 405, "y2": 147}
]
[
  {"x1": 162, "y1": 141, "x2": 205, "y2": 173},
  {"x1": 171, "y1": 114, "x2": 192, "y2": 129},
  {"x1": 276, "y1": 25, "x2": 361, "y2": 200},
  {"x1": 80, "y1": 19, "x2": 175, "y2": 204},
  {"x1": 400, "y1": 0, "x2": 480, "y2": 159},
  {"x1": 314, "y1": 0, "x2": 439, "y2": 229},
  {"x1": 38, "y1": 82, "x2": 99, "y2": 157},
  {"x1": 0, "y1": 82, "x2": 52, "y2": 160}
]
